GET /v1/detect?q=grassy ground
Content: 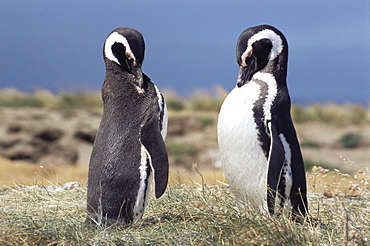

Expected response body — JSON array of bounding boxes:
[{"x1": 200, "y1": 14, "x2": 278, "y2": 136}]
[
  {"x1": 1, "y1": 88, "x2": 369, "y2": 126},
  {"x1": 0, "y1": 165, "x2": 369, "y2": 245},
  {"x1": 0, "y1": 89, "x2": 369, "y2": 245}
]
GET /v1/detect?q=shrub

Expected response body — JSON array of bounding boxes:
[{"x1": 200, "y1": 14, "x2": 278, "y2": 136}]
[
  {"x1": 300, "y1": 141, "x2": 320, "y2": 148},
  {"x1": 340, "y1": 133, "x2": 363, "y2": 148},
  {"x1": 291, "y1": 105, "x2": 312, "y2": 123},
  {"x1": 55, "y1": 93, "x2": 102, "y2": 109},
  {"x1": 188, "y1": 87, "x2": 227, "y2": 112},
  {"x1": 291, "y1": 104, "x2": 369, "y2": 125},
  {"x1": 167, "y1": 141, "x2": 198, "y2": 163},
  {"x1": 166, "y1": 98, "x2": 185, "y2": 111},
  {"x1": 195, "y1": 115, "x2": 214, "y2": 127},
  {"x1": 0, "y1": 89, "x2": 44, "y2": 107}
]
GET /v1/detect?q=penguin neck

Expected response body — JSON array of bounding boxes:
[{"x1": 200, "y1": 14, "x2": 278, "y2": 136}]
[
  {"x1": 105, "y1": 61, "x2": 127, "y2": 75},
  {"x1": 260, "y1": 56, "x2": 288, "y2": 88},
  {"x1": 104, "y1": 62, "x2": 147, "y2": 95}
]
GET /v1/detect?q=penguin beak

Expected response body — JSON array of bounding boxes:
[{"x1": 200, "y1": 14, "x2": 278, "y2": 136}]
[
  {"x1": 133, "y1": 65, "x2": 144, "y2": 88},
  {"x1": 237, "y1": 57, "x2": 256, "y2": 87},
  {"x1": 236, "y1": 66, "x2": 247, "y2": 87},
  {"x1": 128, "y1": 60, "x2": 144, "y2": 88}
]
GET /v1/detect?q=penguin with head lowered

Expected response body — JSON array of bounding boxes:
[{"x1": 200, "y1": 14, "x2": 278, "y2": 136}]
[
  {"x1": 217, "y1": 25, "x2": 308, "y2": 217},
  {"x1": 86, "y1": 27, "x2": 169, "y2": 227}
]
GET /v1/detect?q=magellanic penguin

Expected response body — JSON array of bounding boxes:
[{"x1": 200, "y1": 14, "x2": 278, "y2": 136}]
[
  {"x1": 86, "y1": 27, "x2": 169, "y2": 227},
  {"x1": 217, "y1": 25, "x2": 308, "y2": 218}
]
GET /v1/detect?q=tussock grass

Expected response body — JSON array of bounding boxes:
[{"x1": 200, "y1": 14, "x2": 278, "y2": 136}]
[
  {"x1": 1, "y1": 89, "x2": 369, "y2": 125},
  {"x1": 292, "y1": 104, "x2": 369, "y2": 125},
  {"x1": 167, "y1": 141, "x2": 199, "y2": 164},
  {"x1": 1, "y1": 166, "x2": 369, "y2": 245},
  {"x1": 0, "y1": 89, "x2": 102, "y2": 109},
  {"x1": 162, "y1": 87, "x2": 228, "y2": 112},
  {"x1": 186, "y1": 87, "x2": 228, "y2": 112}
]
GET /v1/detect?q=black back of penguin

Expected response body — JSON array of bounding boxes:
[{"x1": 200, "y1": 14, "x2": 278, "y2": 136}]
[{"x1": 86, "y1": 28, "x2": 168, "y2": 226}]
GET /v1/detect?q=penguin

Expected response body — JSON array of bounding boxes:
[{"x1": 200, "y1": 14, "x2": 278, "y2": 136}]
[
  {"x1": 217, "y1": 25, "x2": 308, "y2": 217},
  {"x1": 86, "y1": 27, "x2": 169, "y2": 227}
]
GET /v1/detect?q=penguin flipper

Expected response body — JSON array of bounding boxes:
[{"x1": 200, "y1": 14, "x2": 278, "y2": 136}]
[
  {"x1": 140, "y1": 116, "x2": 169, "y2": 199},
  {"x1": 266, "y1": 122, "x2": 287, "y2": 214}
]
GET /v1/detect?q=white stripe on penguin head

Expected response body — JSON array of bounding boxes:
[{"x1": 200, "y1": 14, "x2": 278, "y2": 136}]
[
  {"x1": 104, "y1": 32, "x2": 136, "y2": 65},
  {"x1": 241, "y1": 28, "x2": 283, "y2": 65}
]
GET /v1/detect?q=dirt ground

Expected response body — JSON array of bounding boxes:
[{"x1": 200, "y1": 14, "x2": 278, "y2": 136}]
[{"x1": 0, "y1": 107, "x2": 369, "y2": 188}]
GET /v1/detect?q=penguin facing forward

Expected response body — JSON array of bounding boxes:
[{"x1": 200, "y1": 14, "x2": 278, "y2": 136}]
[
  {"x1": 217, "y1": 25, "x2": 308, "y2": 217},
  {"x1": 86, "y1": 27, "x2": 169, "y2": 227}
]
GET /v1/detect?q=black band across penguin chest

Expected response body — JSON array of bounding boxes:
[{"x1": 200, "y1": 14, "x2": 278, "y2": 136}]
[{"x1": 251, "y1": 79, "x2": 271, "y2": 159}]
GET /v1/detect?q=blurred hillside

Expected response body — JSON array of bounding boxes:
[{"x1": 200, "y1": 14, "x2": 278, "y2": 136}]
[{"x1": 0, "y1": 89, "x2": 369, "y2": 187}]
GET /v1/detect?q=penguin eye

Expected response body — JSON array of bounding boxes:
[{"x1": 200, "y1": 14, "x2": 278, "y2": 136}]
[
  {"x1": 240, "y1": 48, "x2": 253, "y2": 67},
  {"x1": 125, "y1": 51, "x2": 137, "y2": 66},
  {"x1": 125, "y1": 51, "x2": 133, "y2": 60}
]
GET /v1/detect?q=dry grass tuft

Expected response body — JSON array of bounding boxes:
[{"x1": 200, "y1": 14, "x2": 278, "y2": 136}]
[
  {"x1": 187, "y1": 86, "x2": 228, "y2": 112},
  {"x1": 307, "y1": 158, "x2": 370, "y2": 198},
  {"x1": 292, "y1": 103, "x2": 370, "y2": 125},
  {"x1": 0, "y1": 88, "x2": 102, "y2": 109},
  {"x1": 1, "y1": 88, "x2": 369, "y2": 126}
]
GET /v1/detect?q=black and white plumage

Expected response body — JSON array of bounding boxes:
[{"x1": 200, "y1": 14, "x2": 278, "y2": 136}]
[
  {"x1": 217, "y1": 25, "x2": 308, "y2": 217},
  {"x1": 86, "y1": 27, "x2": 169, "y2": 226}
]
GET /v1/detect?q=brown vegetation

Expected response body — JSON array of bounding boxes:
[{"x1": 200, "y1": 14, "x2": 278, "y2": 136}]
[
  {"x1": 0, "y1": 89, "x2": 369, "y2": 187},
  {"x1": 0, "y1": 90, "x2": 369, "y2": 244}
]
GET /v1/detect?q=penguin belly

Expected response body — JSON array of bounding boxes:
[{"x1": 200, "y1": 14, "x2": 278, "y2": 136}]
[{"x1": 218, "y1": 82, "x2": 268, "y2": 211}]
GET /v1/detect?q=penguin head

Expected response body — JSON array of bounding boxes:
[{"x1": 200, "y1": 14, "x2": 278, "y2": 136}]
[
  {"x1": 236, "y1": 25, "x2": 288, "y2": 87},
  {"x1": 104, "y1": 27, "x2": 145, "y2": 87}
]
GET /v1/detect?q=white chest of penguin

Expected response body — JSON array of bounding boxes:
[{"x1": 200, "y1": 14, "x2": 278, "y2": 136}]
[{"x1": 217, "y1": 72, "x2": 277, "y2": 210}]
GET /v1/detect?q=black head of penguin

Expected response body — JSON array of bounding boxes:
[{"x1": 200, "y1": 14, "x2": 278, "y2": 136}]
[
  {"x1": 103, "y1": 27, "x2": 145, "y2": 88},
  {"x1": 236, "y1": 25, "x2": 288, "y2": 87}
]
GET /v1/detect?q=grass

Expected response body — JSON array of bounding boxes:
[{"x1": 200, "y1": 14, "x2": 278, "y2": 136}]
[
  {"x1": 0, "y1": 165, "x2": 369, "y2": 245},
  {"x1": 1, "y1": 89, "x2": 369, "y2": 126},
  {"x1": 291, "y1": 104, "x2": 369, "y2": 126},
  {"x1": 167, "y1": 141, "x2": 199, "y2": 164},
  {"x1": 0, "y1": 89, "x2": 369, "y2": 244},
  {"x1": 163, "y1": 87, "x2": 227, "y2": 112},
  {"x1": 0, "y1": 89, "x2": 102, "y2": 109},
  {"x1": 304, "y1": 159, "x2": 329, "y2": 172}
]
